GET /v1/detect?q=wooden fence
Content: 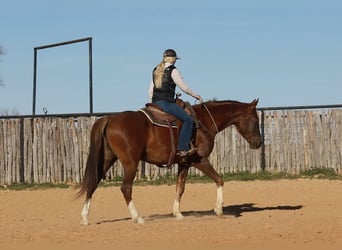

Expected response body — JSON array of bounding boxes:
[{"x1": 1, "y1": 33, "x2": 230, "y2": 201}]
[
  {"x1": 262, "y1": 109, "x2": 342, "y2": 173},
  {"x1": 0, "y1": 107, "x2": 341, "y2": 185}
]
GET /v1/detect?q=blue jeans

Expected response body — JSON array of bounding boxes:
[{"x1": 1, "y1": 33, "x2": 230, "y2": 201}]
[{"x1": 154, "y1": 100, "x2": 194, "y2": 151}]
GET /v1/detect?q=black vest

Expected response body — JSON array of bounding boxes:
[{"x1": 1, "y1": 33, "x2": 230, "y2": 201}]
[{"x1": 152, "y1": 65, "x2": 176, "y2": 103}]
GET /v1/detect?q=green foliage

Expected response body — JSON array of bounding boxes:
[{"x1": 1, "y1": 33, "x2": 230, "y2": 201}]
[
  {"x1": 0, "y1": 182, "x2": 70, "y2": 191},
  {"x1": 0, "y1": 168, "x2": 340, "y2": 190},
  {"x1": 300, "y1": 167, "x2": 340, "y2": 179},
  {"x1": 97, "y1": 168, "x2": 341, "y2": 188}
]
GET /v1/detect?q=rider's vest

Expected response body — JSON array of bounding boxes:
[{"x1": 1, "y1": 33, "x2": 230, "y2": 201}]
[{"x1": 152, "y1": 65, "x2": 176, "y2": 103}]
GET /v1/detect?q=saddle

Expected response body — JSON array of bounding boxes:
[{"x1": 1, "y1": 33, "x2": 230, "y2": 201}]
[
  {"x1": 139, "y1": 98, "x2": 199, "y2": 129},
  {"x1": 139, "y1": 98, "x2": 199, "y2": 168},
  {"x1": 140, "y1": 103, "x2": 179, "y2": 128}
]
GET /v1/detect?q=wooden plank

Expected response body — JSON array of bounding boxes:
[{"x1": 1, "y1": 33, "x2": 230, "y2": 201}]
[
  {"x1": 61, "y1": 118, "x2": 69, "y2": 182},
  {"x1": 54, "y1": 118, "x2": 60, "y2": 182},
  {"x1": 69, "y1": 117, "x2": 78, "y2": 183},
  {"x1": 282, "y1": 110, "x2": 290, "y2": 173},
  {"x1": 3, "y1": 120, "x2": 10, "y2": 183},
  {"x1": 338, "y1": 110, "x2": 342, "y2": 172},
  {"x1": 42, "y1": 118, "x2": 47, "y2": 183},
  {"x1": 330, "y1": 110, "x2": 337, "y2": 170},
  {"x1": 3, "y1": 120, "x2": 9, "y2": 183},
  {"x1": 337, "y1": 110, "x2": 342, "y2": 173},
  {"x1": 57, "y1": 118, "x2": 65, "y2": 182},
  {"x1": 48, "y1": 118, "x2": 54, "y2": 182},
  {"x1": 325, "y1": 111, "x2": 330, "y2": 168},
  {"x1": 312, "y1": 111, "x2": 322, "y2": 168},
  {"x1": 272, "y1": 111, "x2": 280, "y2": 172},
  {"x1": 263, "y1": 111, "x2": 271, "y2": 172},
  {"x1": 24, "y1": 119, "x2": 32, "y2": 183},
  {"x1": 6, "y1": 120, "x2": 12, "y2": 183},
  {"x1": 66, "y1": 118, "x2": 74, "y2": 182},
  {"x1": 302, "y1": 111, "x2": 309, "y2": 169},
  {"x1": 294, "y1": 111, "x2": 302, "y2": 172},
  {"x1": 278, "y1": 111, "x2": 285, "y2": 172},
  {"x1": 0, "y1": 120, "x2": 5, "y2": 184},
  {"x1": 14, "y1": 119, "x2": 20, "y2": 182}
]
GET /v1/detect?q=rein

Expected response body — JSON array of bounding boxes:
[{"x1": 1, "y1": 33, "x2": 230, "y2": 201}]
[{"x1": 202, "y1": 103, "x2": 219, "y2": 134}]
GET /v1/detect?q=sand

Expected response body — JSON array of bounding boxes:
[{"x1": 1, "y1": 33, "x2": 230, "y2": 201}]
[{"x1": 0, "y1": 179, "x2": 341, "y2": 250}]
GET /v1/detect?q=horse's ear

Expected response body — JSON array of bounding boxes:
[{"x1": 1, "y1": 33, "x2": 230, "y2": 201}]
[{"x1": 251, "y1": 98, "x2": 259, "y2": 107}]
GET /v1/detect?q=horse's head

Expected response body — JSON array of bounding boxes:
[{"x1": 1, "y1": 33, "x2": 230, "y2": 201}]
[{"x1": 234, "y1": 99, "x2": 262, "y2": 149}]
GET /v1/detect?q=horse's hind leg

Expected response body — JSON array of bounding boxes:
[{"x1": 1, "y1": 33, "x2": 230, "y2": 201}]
[
  {"x1": 120, "y1": 161, "x2": 145, "y2": 224},
  {"x1": 173, "y1": 164, "x2": 189, "y2": 219},
  {"x1": 80, "y1": 152, "x2": 117, "y2": 225},
  {"x1": 81, "y1": 198, "x2": 92, "y2": 225}
]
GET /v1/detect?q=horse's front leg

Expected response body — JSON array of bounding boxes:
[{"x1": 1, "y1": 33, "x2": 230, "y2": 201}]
[
  {"x1": 193, "y1": 158, "x2": 224, "y2": 216},
  {"x1": 80, "y1": 198, "x2": 91, "y2": 225},
  {"x1": 173, "y1": 164, "x2": 189, "y2": 220},
  {"x1": 121, "y1": 165, "x2": 145, "y2": 224}
]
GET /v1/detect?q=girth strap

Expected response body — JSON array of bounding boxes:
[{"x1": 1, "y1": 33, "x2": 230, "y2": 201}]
[{"x1": 166, "y1": 120, "x2": 176, "y2": 168}]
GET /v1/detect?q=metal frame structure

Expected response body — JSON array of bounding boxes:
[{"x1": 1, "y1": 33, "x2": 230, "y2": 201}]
[{"x1": 32, "y1": 37, "x2": 93, "y2": 115}]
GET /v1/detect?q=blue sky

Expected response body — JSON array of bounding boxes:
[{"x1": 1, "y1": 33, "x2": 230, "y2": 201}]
[{"x1": 1, "y1": 0, "x2": 341, "y2": 115}]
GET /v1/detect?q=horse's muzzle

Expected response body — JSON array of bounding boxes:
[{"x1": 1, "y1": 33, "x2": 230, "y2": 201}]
[{"x1": 250, "y1": 140, "x2": 262, "y2": 149}]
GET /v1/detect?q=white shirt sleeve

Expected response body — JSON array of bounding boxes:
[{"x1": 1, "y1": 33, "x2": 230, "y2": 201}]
[
  {"x1": 148, "y1": 80, "x2": 154, "y2": 102},
  {"x1": 171, "y1": 68, "x2": 198, "y2": 99}
]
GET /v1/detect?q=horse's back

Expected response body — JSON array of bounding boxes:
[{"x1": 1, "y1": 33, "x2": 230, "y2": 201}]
[
  {"x1": 106, "y1": 110, "x2": 147, "y2": 126},
  {"x1": 104, "y1": 111, "x2": 151, "y2": 155}
]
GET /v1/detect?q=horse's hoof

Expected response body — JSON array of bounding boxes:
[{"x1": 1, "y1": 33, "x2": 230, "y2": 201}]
[
  {"x1": 214, "y1": 208, "x2": 223, "y2": 216},
  {"x1": 80, "y1": 220, "x2": 90, "y2": 225},
  {"x1": 133, "y1": 217, "x2": 145, "y2": 224},
  {"x1": 173, "y1": 212, "x2": 185, "y2": 220}
]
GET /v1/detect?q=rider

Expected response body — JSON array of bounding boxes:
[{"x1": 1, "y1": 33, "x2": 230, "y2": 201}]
[{"x1": 148, "y1": 49, "x2": 203, "y2": 158}]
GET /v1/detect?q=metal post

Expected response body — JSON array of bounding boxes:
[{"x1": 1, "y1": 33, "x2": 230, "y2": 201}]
[
  {"x1": 89, "y1": 37, "x2": 93, "y2": 113},
  {"x1": 32, "y1": 48, "x2": 38, "y2": 115}
]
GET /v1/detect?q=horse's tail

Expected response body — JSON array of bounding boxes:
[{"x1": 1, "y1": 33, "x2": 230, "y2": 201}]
[{"x1": 76, "y1": 117, "x2": 108, "y2": 199}]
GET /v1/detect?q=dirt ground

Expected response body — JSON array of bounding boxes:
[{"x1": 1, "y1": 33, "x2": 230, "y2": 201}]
[{"x1": 0, "y1": 179, "x2": 341, "y2": 250}]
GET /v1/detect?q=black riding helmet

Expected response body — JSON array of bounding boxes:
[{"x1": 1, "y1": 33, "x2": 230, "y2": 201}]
[{"x1": 163, "y1": 49, "x2": 181, "y2": 59}]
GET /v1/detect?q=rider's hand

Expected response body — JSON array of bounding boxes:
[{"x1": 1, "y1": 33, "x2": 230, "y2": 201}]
[{"x1": 195, "y1": 95, "x2": 203, "y2": 104}]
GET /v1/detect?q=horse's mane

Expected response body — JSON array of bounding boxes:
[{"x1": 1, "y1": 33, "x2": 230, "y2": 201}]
[
  {"x1": 208, "y1": 99, "x2": 243, "y2": 104},
  {"x1": 196, "y1": 99, "x2": 247, "y2": 107}
]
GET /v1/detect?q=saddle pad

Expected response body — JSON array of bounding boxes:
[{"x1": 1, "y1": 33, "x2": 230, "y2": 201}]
[{"x1": 139, "y1": 108, "x2": 178, "y2": 128}]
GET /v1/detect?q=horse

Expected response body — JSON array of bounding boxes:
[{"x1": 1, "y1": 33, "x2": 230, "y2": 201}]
[{"x1": 77, "y1": 99, "x2": 262, "y2": 225}]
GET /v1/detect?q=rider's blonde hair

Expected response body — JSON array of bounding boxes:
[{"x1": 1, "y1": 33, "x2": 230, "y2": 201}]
[{"x1": 153, "y1": 56, "x2": 177, "y2": 88}]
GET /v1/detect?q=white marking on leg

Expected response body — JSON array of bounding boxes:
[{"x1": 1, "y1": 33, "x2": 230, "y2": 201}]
[
  {"x1": 80, "y1": 198, "x2": 91, "y2": 225},
  {"x1": 173, "y1": 199, "x2": 184, "y2": 220},
  {"x1": 214, "y1": 186, "x2": 223, "y2": 216},
  {"x1": 128, "y1": 201, "x2": 145, "y2": 224}
]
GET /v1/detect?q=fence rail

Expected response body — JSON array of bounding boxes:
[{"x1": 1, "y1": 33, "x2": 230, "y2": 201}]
[{"x1": 0, "y1": 106, "x2": 341, "y2": 185}]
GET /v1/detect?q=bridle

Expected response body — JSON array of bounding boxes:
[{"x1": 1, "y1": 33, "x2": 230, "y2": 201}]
[{"x1": 202, "y1": 103, "x2": 219, "y2": 134}]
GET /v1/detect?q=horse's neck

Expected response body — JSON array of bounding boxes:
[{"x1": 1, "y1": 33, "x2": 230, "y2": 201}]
[{"x1": 196, "y1": 102, "x2": 243, "y2": 134}]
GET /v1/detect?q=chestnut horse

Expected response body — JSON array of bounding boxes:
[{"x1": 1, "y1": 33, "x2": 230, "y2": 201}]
[{"x1": 78, "y1": 99, "x2": 262, "y2": 225}]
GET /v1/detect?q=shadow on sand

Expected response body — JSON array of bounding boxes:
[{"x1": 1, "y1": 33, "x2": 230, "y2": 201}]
[{"x1": 97, "y1": 203, "x2": 303, "y2": 224}]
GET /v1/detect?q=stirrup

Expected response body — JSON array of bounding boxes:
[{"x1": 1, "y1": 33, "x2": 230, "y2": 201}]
[{"x1": 176, "y1": 147, "x2": 197, "y2": 158}]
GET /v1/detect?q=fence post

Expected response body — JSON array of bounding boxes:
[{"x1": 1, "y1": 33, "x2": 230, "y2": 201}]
[
  {"x1": 260, "y1": 109, "x2": 266, "y2": 171},
  {"x1": 19, "y1": 118, "x2": 25, "y2": 183}
]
